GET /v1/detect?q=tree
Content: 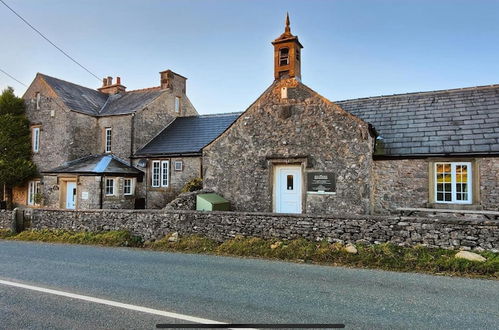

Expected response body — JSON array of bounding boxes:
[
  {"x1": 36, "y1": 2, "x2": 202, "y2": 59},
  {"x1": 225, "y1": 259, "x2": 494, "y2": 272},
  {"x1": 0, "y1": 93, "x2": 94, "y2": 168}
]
[{"x1": 0, "y1": 87, "x2": 37, "y2": 209}]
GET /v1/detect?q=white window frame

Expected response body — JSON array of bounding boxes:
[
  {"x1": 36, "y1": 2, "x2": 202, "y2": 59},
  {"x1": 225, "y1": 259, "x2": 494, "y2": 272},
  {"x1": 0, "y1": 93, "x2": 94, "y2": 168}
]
[
  {"x1": 123, "y1": 178, "x2": 135, "y2": 196},
  {"x1": 161, "y1": 160, "x2": 169, "y2": 187},
  {"x1": 27, "y1": 180, "x2": 41, "y2": 206},
  {"x1": 32, "y1": 127, "x2": 40, "y2": 153},
  {"x1": 105, "y1": 178, "x2": 115, "y2": 196},
  {"x1": 434, "y1": 162, "x2": 472, "y2": 204},
  {"x1": 105, "y1": 128, "x2": 112, "y2": 153},
  {"x1": 175, "y1": 96, "x2": 181, "y2": 113},
  {"x1": 174, "y1": 160, "x2": 183, "y2": 171},
  {"x1": 151, "y1": 161, "x2": 161, "y2": 187},
  {"x1": 35, "y1": 92, "x2": 41, "y2": 110}
]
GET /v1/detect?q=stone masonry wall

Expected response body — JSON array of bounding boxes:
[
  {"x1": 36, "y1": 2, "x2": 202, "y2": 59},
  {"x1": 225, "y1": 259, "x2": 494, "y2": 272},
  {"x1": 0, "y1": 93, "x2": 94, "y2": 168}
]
[
  {"x1": 372, "y1": 159, "x2": 429, "y2": 214},
  {"x1": 203, "y1": 78, "x2": 374, "y2": 215},
  {"x1": 481, "y1": 158, "x2": 499, "y2": 210},
  {"x1": 28, "y1": 209, "x2": 499, "y2": 251},
  {"x1": 0, "y1": 210, "x2": 12, "y2": 229},
  {"x1": 143, "y1": 156, "x2": 201, "y2": 209},
  {"x1": 372, "y1": 157, "x2": 499, "y2": 214}
]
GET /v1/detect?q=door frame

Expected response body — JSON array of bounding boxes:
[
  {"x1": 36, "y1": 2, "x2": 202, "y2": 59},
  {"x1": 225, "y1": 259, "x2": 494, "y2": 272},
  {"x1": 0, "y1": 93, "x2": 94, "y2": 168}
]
[
  {"x1": 272, "y1": 164, "x2": 304, "y2": 213},
  {"x1": 59, "y1": 177, "x2": 78, "y2": 209}
]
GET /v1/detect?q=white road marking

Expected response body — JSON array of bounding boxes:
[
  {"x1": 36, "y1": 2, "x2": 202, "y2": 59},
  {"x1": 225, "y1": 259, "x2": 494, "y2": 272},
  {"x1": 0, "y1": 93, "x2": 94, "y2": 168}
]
[{"x1": 0, "y1": 279, "x2": 252, "y2": 327}]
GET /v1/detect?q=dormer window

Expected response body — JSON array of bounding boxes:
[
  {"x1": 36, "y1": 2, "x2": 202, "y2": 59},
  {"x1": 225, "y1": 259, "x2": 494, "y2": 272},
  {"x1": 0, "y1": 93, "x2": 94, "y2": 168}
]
[
  {"x1": 279, "y1": 48, "x2": 289, "y2": 66},
  {"x1": 35, "y1": 92, "x2": 41, "y2": 110}
]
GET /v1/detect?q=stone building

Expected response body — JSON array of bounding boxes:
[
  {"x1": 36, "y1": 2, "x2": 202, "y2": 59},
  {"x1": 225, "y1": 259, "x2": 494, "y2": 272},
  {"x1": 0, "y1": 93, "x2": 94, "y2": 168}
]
[
  {"x1": 203, "y1": 15, "x2": 499, "y2": 215},
  {"x1": 133, "y1": 113, "x2": 240, "y2": 208},
  {"x1": 14, "y1": 69, "x2": 198, "y2": 209}
]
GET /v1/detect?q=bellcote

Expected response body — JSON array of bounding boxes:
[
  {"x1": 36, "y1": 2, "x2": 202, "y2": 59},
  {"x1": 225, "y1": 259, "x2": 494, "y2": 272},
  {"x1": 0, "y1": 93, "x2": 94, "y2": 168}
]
[{"x1": 272, "y1": 13, "x2": 303, "y2": 81}]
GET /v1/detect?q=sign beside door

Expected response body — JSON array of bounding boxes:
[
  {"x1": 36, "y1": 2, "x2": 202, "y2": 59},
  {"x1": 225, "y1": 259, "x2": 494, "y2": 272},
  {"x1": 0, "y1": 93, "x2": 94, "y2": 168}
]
[{"x1": 274, "y1": 166, "x2": 302, "y2": 214}]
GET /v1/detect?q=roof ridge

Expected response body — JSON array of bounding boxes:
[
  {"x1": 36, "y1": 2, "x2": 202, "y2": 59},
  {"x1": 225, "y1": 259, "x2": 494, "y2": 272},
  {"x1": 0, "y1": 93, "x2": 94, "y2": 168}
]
[
  {"x1": 335, "y1": 83, "x2": 499, "y2": 103},
  {"x1": 38, "y1": 73, "x2": 102, "y2": 94},
  {"x1": 192, "y1": 112, "x2": 243, "y2": 118},
  {"x1": 127, "y1": 86, "x2": 162, "y2": 93}
]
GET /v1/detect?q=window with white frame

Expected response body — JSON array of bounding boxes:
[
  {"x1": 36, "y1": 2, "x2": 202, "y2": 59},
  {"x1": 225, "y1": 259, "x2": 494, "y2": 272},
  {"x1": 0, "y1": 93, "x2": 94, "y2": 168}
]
[
  {"x1": 35, "y1": 92, "x2": 41, "y2": 110},
  {"x1": 175, "y1": 96, "x2": 181, "y2": 113},
  {"x1": 151, "y1": 161, "x2": 161, "y2": 187},
  {"x1": 27, "y1": 180, "x2": 40, "y2": 206},
  {"x1": 435, "y1": 162, "x2": 472, "y2": 204},
  {"x1": 124, "y1": 178, "x2": 134, "y2": 195},
  {"x1": 151, "y1": 160, "x2": 169, "y2": 187},
  {"x1": 174, "y1": 160, "x2": 183, "y2": 171},
  {"x1": 105, "y1": 178, "x2": 115, "y2": 196},
  {"x1": 32, "y1": 127, "x2": 40, "y2": 153},
  {"x1": 161, "y1": 160, "x2": 169, "y2": 187},
  {"x1": 105, "y1": 128, "x2": 112, "y2": 153}
]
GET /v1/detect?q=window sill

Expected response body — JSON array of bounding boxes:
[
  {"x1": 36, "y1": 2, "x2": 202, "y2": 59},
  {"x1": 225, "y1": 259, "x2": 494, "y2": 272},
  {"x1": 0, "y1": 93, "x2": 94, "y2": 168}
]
[{"x1": 426, "y1": 203, "x2": 483, "y2": 211}]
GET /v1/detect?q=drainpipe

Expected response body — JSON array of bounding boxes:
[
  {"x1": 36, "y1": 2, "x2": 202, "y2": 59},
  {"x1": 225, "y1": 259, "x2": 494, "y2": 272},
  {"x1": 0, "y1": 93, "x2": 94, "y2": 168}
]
[
  {"x1": 130, "y1": 113, "x2": 135, "y2": 165},
  {"x1": 99, "y1": 174, "x2": 104, "y2": 209}
]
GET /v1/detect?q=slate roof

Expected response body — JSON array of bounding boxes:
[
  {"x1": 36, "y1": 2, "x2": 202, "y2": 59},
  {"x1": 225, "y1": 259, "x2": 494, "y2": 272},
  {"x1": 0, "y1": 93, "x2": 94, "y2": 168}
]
[
  {"x1": 135, "y1": 113, "x2": 241, "y2": 156},
  {"x1": 43, "y1": 154, "x2": 143, "y2": 176},
  {"x1": 39, "y1": 74, "x2": 163, "y2": 116},
  {"x1": 336, "y1": 85, "x2": 499, "y2": 157}
]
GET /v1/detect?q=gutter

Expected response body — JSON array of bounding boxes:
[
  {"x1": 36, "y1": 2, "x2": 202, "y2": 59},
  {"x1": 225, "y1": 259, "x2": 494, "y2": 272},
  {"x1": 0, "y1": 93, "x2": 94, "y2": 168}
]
[
  {"x1": 99, "y1": 174, "x2": 103, "y2": 209},
  {"x1": 373, "y1": 152, "x2": 499, "y2": 161}
]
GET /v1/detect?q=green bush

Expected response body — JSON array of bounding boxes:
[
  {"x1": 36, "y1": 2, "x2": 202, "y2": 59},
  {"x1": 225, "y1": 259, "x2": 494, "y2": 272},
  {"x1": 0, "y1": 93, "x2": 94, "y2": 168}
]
[{"x1": 180, "y1": 177, "x2": 203, "y2": 193}]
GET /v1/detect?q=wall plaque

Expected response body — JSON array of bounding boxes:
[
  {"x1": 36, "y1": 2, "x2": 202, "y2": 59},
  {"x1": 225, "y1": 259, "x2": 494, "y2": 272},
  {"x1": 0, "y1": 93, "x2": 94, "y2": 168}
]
[
  {"x1": 81, "y1": 191, "x2": 89, "y2": 200},
  {"x1": 307, "y1": 172, "x2": 336, "y2": 194}
]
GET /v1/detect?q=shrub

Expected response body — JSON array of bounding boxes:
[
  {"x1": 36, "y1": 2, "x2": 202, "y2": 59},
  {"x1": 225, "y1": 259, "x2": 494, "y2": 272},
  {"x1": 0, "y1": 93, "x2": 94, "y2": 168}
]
[{"x1": 180, "y1": 177, "x2": 203, "y2": 193}]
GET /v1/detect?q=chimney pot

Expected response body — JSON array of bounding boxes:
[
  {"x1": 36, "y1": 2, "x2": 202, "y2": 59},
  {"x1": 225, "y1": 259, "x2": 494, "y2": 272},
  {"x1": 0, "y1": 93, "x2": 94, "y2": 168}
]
[
  {"x1": 102, "y1": 78, "x2": 107, "y2": 87},
  {"x1": 107, "y1": 76, "x2": 113, "y2": 85},
  {"x1": 116, "y1": 77, "x2": 121, "y2": 85}
]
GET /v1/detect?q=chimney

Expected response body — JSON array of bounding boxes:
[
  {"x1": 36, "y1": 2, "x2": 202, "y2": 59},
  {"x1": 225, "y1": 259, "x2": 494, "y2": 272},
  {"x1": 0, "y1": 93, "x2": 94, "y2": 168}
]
[
  {"x1": 159, "y1": 69, "x2": 187, "y2": 94},
  {"x1": 98, "y1": 76, "x2": 126, "y2": 95}
]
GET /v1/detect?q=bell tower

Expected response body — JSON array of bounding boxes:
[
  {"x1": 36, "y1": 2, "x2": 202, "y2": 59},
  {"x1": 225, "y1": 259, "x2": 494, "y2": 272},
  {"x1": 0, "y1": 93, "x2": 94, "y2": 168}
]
[{"x1": 272, "y1": 13, "x2": 303, "y2": 81}]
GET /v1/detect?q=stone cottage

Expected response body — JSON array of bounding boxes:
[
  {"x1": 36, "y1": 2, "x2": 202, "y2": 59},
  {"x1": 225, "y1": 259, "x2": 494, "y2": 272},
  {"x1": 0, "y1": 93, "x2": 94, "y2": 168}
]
[
  {"x1": 203, "y1": 15, "x2": 499, "y2": 215},
  {"x1": 15, "y1": 69, "x2": 198, "y2": 209},
  {"x1": 133, "y1": 112, "x2": 240, "y2": 208}
]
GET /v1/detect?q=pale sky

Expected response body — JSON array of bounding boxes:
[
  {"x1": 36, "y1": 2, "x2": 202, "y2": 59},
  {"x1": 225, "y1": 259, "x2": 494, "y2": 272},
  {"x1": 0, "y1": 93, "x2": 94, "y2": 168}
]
[{"x1": 1, "y1": 0, "x2": 499, "y2": 114}]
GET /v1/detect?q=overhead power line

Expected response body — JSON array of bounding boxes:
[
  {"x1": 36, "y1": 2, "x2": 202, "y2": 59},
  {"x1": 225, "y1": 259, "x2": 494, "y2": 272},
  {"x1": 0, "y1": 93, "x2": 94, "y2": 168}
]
[
  {"x1": 0, "y1": 68, "x2": 27, "y2": 87},
  {"x1": 0, "y1": 0, "x2": 101, "y2": 81}
]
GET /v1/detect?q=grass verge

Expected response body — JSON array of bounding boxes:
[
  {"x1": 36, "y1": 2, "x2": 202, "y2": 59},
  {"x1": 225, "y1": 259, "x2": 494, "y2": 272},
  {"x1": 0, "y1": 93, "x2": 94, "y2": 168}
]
[
  {"x1": 2, "y1": 229, "x2": 142, "y2": 247},
  {"x1": 1, "y1": 229, "x2": 497, "y2": 278}
]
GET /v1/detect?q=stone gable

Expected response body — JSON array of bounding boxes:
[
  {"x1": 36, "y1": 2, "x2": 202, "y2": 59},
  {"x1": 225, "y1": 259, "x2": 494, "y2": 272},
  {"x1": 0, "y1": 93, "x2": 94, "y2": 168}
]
[{"x1": 203, "y1": 78, "x2": 374, "y2": 214}]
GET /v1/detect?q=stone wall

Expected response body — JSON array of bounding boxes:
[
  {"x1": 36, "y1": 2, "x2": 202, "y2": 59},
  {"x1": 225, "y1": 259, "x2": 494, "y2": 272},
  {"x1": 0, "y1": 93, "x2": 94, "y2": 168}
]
[
  {"x1": 203, "y1": 78, "x2": 374, "y2": 215},
  {"x1": 372, "y1": 157, "x2": 499, "y2": 214},
  {"x1": 28, "y1": 209, "x2": 499, "y2": 251},
  {"x1": 0, "y1": 210, "x2": 12, "y2": 229},
  {"x1": 142, "y1": 156, "x2": 202, "y2": 209}
]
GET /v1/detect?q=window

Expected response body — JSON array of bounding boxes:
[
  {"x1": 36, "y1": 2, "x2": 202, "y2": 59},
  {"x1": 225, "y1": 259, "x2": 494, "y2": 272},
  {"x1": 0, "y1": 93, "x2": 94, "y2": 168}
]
[
  {"x1": 32, "y1": 127, "x2": 40, "y2": 153},
  {"x1": 175, "y1": 96, "x2": 181, "y2": 113},
  {"x1": 35, "y1": 92, "x2": 41, "y2": 110},
  {"x1": 174, "y1": 160, "x2": 183, "y2": 171},
  {"x1": 296, "y1": 49, "x2": 300, "y2": 61},
  {"x1": 287, "y1": 175, "x2": 294, "y2": 190},
  {"x1": 152, "y1": 161, "x2": 161, "y2": 187},
  {"x1": 124, "y1": 178, "x2": 134, "y2": 195},
  {"x1": 161, "y1": 160, "x2": 169, "y2": 187},
  {"x1": 27, "y1": 180, "x2": 40, "y2": 206},
  {"x1": 105, "y1": 178, "x2": 115, "y2": 196},
  {"x1": 435, "y1": 162, "x2": 472, "y2": 204},
  {"x1": 279, "y1": 48, "x2": 289, "y2": 66},
  {"x1": 152, "y1": 160, "x2": 169, "y2": 188},
  {"x1": 105, "y1": 128, "x2": 112, "y2": 153}
]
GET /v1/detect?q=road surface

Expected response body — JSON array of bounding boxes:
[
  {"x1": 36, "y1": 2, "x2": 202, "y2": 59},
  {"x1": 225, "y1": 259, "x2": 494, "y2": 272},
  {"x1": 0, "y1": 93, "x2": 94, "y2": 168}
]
[{"x1": 0, "y1": 240, "x2": 497, "y2": 329}]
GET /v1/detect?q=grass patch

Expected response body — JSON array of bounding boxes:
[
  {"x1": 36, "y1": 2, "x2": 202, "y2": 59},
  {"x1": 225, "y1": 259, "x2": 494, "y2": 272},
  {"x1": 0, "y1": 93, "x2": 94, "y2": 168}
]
[
  {"x1": 5, "y1": 229, "x2": 142, "y2": 247},
  {"x1": 147, "y1": 235, "x2": 499, "y2": 279},
  {"x1": 2, "y1": 229, "x2": 497, "y2": 278}
]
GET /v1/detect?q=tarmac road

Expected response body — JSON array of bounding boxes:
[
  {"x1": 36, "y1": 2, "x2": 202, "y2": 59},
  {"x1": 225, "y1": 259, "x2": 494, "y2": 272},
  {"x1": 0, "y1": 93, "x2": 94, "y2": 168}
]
[{"x1": 0, "y1": 240, "x2": 497, "y2": 329}]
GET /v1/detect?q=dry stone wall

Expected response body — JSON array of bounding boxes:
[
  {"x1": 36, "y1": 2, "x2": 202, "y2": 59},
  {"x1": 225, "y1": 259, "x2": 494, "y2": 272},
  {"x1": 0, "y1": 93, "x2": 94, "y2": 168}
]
[
  {"x1": 0, "y1": 210, "x2": 12, "y2": 229},
  {"x1": 26, "y1": 209, "x2": 499, "y2": 251}
]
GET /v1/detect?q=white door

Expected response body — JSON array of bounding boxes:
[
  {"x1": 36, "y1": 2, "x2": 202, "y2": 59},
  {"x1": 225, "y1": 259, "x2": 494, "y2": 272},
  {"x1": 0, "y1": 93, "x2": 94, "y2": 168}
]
[
  {"x1": 275, "y1": 166, "x2": 302, "y2": 213},
  {"x1": 66, "y1": 182, "x2": 77, "y2": 209}
]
